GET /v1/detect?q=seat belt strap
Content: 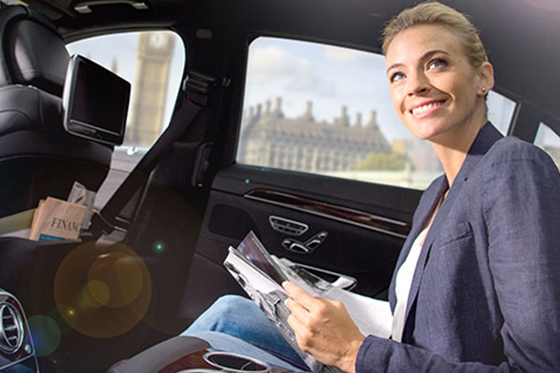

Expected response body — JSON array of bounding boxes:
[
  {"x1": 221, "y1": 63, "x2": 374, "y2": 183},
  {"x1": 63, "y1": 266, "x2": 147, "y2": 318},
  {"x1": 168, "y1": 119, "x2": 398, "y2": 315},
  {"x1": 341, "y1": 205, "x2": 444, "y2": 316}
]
[{"x1": 90, "y1": 71, "x2": 216, "y2": 237}]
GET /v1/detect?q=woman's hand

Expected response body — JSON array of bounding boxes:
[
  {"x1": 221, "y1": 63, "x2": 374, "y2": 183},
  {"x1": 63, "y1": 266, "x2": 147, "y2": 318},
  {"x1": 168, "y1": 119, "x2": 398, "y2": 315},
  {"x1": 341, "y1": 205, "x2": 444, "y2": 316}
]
[{"x1": 283, "y1": 282, "x2": 366, "y2": 373}]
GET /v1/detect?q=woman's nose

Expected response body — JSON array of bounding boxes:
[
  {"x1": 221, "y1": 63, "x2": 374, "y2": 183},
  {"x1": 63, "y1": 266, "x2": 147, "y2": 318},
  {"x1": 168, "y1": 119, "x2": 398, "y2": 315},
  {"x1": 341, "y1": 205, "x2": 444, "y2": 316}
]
[{"x1": 407, "y1": 71, "x2": 429, "y2": 96}]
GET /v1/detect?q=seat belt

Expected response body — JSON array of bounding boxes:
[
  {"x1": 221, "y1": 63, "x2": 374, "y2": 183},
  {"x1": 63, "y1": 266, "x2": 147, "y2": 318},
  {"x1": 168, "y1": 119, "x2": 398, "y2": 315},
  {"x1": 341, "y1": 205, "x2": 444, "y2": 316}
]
[{"x1": 89, "y1": 70, "x2": 216, "y2": 238}]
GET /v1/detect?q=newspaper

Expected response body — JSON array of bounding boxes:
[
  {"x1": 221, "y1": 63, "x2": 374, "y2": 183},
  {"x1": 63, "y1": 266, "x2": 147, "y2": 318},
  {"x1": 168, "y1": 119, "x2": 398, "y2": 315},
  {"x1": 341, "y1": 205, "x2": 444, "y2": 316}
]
[
  {"x1": 224, "y1": 231, "x2": 392, "y2": 373},
  {"x1": 29, "y1": 197, "x2": 87, "y2": 241}
]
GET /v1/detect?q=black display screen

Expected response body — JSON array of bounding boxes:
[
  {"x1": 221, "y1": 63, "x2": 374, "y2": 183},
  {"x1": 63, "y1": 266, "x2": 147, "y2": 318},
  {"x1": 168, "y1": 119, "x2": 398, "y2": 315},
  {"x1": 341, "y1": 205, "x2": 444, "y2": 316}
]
[{"x1": 63, "y1": 55, "x2": 130, "y2": 145}]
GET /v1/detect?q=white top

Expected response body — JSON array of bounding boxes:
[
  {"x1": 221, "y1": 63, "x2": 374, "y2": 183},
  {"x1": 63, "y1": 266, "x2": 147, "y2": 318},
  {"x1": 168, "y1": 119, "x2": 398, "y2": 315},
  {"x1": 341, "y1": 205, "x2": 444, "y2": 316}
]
[{"x1": 391, "y1": 228, "x2": 428, "y2": 342}]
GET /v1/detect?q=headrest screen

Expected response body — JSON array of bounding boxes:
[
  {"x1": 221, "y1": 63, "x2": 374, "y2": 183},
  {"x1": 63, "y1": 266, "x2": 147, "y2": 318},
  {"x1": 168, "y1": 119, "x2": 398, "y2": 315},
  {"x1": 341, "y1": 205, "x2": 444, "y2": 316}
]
[{"x1": 63, "y1": 55, "x2": 130, "y2": 146}]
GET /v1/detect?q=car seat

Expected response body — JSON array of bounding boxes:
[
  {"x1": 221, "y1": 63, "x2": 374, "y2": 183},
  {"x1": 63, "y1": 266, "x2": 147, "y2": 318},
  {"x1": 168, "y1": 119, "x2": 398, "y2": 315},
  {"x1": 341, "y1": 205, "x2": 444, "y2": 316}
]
[{"x1": 0, "y1": 5, "x2": 112, "y2": 219}]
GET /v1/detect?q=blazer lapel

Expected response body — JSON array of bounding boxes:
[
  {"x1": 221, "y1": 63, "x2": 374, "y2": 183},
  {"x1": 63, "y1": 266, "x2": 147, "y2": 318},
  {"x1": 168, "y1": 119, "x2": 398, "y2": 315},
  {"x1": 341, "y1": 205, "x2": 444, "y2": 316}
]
[
  {"x1": 400, "y1": 177, "x2": 448, "y2": 329},
  {"x1": 388, "y1": 176, "x2": 447, "y2": 310},
  {"x1": 400, "y1": 122, "x2": 503, "y2": 342}
]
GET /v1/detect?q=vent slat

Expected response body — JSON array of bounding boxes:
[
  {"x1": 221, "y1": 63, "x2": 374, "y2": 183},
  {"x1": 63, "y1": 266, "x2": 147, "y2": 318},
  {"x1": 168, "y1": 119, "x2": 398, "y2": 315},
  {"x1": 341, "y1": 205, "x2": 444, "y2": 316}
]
[{"x1": 0, "y1": 302, "x2": 24, "y2": 354}]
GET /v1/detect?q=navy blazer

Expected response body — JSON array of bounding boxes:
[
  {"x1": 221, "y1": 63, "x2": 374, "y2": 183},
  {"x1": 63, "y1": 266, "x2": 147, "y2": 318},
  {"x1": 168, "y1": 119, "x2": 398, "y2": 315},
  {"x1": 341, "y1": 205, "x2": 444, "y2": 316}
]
[{"x1": 356, "y1": 123, "x2": 560, "y2": 372}]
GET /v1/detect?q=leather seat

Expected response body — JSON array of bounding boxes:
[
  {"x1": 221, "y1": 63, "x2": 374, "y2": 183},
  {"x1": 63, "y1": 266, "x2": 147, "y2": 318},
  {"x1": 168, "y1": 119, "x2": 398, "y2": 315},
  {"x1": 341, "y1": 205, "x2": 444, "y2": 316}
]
[{"x1": 0, "y1": 5, "x2": 112, "y2": 219}]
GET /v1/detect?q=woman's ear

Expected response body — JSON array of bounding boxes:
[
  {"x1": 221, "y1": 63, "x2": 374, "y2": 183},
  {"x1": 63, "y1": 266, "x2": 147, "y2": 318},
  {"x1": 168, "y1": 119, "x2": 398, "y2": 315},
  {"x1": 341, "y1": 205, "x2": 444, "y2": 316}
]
[{"x1": 478, "y1": 61, "x2": 495, "y2": 95}]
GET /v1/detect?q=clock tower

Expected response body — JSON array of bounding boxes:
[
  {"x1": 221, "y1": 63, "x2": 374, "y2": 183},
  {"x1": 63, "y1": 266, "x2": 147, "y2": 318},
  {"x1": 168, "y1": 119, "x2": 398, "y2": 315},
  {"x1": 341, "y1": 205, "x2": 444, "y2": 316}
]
[{"x1": 125, "y1": 32, "x2": 175, "y2": 147}]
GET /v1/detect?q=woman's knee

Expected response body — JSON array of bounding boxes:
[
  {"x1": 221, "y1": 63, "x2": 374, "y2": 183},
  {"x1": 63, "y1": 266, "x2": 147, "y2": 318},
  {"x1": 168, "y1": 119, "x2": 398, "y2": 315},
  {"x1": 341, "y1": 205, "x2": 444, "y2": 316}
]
[
  {"x1": 212, "y1": 295, "x2": 253, "y2": 314},
  {"x1": 183, "y1": 295, "x2": 254, "y2": 334},
  {"x1": 209, "y1": 295, "x2": 258, "y2": 327}
]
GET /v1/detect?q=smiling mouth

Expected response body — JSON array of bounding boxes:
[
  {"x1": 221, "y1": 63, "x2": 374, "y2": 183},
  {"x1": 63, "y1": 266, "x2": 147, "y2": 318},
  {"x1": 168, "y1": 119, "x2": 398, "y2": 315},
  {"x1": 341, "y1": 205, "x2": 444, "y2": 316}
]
[{"x1": 410, "y1": 101, "x2": 445, "y2": 116}]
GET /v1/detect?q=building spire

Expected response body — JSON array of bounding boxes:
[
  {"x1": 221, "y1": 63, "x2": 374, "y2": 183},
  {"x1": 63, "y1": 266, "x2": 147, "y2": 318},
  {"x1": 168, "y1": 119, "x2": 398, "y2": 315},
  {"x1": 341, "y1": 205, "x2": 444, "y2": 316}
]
[
  {"x1": 272, "y1": 97, "x2": 284, "y2": 118},
  {"x1": 367, "y1": 110, "x2": 380, "y2": 131},
  {"x1": 355, "y1": 112, "x2": 362, "y2": 127},
  {"x1": 300, "y1": 100, "x2": 315, "y2": 122},
  {"x1": 274, "y1": 97, "x2": 282, "y2": 112},
  {"x1": 336, "y1": 105, "x2": 350, "y2": 127}
]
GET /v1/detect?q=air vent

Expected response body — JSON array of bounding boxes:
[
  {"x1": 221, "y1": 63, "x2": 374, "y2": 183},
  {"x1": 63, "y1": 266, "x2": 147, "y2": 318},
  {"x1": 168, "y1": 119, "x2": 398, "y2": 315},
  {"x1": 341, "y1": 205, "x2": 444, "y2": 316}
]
[{"x1": 0, "y1": 303, "x2": 24, "y2": 354}]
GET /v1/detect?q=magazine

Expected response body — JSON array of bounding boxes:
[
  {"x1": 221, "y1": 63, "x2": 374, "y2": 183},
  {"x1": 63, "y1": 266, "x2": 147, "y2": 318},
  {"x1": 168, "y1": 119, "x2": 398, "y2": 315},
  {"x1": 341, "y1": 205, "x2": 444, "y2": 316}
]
[{"x1": 224, "y1": 231, "x2": 392, "y2": 373}]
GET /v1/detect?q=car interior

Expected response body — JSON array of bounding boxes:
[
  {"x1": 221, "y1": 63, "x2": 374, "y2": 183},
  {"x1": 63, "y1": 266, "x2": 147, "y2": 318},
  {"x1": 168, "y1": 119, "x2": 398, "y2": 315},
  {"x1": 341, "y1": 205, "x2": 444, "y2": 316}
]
[
  {"x1": 0, "y1": 0, "x2": 558, "y2": 372},
  {"x1": 0, "y1": 5, "x2": 113, "y2": 220}
]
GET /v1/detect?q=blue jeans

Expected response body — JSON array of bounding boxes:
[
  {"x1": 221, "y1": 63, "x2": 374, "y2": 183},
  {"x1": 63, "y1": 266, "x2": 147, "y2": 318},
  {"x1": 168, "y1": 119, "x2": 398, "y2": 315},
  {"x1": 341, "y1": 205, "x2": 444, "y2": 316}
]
[{"x1": 181, "y1": 295, "x2": 309, "y2": 371}]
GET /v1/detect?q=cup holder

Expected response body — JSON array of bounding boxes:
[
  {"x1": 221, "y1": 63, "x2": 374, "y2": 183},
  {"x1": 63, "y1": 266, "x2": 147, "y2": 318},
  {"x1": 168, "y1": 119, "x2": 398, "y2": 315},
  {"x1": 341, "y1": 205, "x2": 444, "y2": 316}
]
[{"x1": 203, "y1": 352, "x2": 271, "y2": 373}]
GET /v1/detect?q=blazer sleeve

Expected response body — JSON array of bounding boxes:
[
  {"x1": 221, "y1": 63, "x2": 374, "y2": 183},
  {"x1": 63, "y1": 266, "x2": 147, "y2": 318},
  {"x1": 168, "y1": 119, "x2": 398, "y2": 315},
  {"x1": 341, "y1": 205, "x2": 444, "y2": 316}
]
[{"x1": 355, "y1": 142, "x2": 560, "y2": 373}]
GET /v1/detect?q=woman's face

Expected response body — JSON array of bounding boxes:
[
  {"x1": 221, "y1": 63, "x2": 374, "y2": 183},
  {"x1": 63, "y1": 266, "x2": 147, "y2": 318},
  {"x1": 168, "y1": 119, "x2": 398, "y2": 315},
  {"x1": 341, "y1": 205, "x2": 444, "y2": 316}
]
[{"x1": 385, "y1": 24, "x2": 493, "y2": 144}]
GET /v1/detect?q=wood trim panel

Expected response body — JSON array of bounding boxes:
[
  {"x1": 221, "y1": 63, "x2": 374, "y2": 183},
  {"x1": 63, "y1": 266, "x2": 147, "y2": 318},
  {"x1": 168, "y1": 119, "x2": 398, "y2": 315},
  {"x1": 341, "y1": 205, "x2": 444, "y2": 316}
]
[{"x1": 244, "y1": 189, "x2": 411, "y2": 239}]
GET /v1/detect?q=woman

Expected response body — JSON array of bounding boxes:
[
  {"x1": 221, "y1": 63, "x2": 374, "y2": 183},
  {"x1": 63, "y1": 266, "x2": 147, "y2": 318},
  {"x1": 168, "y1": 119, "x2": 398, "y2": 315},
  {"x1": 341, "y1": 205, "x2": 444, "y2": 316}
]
[{"x1": 184, "y1": 2, "x2": 560, "y2": 372}]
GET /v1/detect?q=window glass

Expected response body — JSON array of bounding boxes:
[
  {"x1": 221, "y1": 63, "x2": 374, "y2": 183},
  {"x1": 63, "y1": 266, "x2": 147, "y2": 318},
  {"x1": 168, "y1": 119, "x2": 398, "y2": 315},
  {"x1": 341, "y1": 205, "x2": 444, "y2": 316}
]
[
  {"x1": 237, "y1": 37, "x2": 516, "y2": 190},
  {"x1": 535, "y1": 123, "x2": 560, "y2": 171},
  {"x1": 67, "y1": 31, "x2": 185, "y2": 208},
  {"x1": 487, "y1": 91, "x2": 516, "y2": 135}
]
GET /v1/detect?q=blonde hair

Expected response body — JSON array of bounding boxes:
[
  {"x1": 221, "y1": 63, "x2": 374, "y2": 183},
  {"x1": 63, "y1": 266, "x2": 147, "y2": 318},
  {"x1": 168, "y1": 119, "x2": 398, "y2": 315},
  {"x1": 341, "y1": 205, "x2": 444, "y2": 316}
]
[{"x1": 381, "y1": 2, "x2": 488, "y2": 68}]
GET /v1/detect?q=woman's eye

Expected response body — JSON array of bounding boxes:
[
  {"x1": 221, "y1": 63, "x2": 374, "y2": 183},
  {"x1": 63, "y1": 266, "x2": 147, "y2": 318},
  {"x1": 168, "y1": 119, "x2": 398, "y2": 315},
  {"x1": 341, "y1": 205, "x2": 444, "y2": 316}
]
[
  {"x1": 427, "y1": 58, "x2": 447, "y2": 70},
  {"x1": 390, "y1": 72, "x2": 405, "y2": 83}
]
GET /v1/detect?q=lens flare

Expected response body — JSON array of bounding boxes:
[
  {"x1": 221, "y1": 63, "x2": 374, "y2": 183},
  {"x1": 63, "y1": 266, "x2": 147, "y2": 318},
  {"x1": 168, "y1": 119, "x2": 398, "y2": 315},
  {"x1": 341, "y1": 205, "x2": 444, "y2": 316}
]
[
  {"x1": 154, "y1": 242, "x2": 165, "y2": 254},
  {"x1": 87, "y1": 252, "x2": 144, "y2": 308},
  {"x1": 48, "y1": 305, "x2": 76, "y2": 334},
  {"x1": 79, "y1": 280, "x2": 111, "y2": 310},
  {"x1": 53, "y1": 241, "x2": 152, "y2": 338},
  {"x1": 28, "y1": 315, "x2": 61, "y2": 357},
  {"x1": 86, "y1": 280, "x2": 111, "y2": 306}
]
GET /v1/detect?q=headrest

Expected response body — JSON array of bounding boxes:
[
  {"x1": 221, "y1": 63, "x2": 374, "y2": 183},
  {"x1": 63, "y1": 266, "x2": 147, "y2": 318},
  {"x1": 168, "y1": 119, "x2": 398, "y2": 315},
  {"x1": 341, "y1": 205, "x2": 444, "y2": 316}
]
[{"x1": 0, "y1": 6, "x2": 69, "y2": 96}]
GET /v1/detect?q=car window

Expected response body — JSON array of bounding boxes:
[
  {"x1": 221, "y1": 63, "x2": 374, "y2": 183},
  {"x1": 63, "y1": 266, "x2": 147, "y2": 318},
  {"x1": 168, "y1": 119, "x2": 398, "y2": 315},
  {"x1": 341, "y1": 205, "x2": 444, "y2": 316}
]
[
  {"x1": 66, "y1": 31, "x2": 185, "y2": 208},
  {"x1": 535, "y1": 123, "x2": 560, "y2": 171},
  {"x1": 237, "y1": 37, "x2": 516, "y2": 190},
  {"x1": 487, "y1": 92, "x2": 516, "y2": 136}
]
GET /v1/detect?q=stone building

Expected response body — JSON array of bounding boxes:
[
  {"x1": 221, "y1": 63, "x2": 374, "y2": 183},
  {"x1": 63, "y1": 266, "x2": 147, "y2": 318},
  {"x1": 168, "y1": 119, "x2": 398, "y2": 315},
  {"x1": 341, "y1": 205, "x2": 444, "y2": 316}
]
[{"x1": 238, "y1": 98, "x2": 391, "y2": 172}]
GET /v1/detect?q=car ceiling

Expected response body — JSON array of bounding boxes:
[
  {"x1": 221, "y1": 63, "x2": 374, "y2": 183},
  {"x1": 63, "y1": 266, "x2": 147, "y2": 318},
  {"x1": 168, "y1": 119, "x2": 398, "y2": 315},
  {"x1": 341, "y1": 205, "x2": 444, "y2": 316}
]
[{"x1": 23, "y1": 0, "x2": 560, "y2": 126}]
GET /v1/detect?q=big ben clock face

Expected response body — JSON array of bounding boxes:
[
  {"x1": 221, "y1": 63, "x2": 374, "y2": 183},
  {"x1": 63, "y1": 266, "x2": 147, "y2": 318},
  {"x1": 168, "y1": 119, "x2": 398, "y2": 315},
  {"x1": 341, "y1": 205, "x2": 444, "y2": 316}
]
[{"x1": 148, "y1": 33, "x2": 166, "y2": 49}]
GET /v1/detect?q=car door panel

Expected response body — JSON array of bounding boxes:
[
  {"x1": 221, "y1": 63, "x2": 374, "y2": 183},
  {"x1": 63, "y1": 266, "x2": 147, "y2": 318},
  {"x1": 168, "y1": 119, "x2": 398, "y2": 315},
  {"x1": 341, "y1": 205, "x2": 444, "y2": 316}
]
[{"x1": 181, "y1": 164, "x2": 422, "y2": 320}]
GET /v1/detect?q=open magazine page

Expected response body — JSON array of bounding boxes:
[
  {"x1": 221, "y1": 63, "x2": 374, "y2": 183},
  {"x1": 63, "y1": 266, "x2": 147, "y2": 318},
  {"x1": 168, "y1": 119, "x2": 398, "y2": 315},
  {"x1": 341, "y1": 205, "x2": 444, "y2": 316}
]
[
  {"x1": 236, "y1": 231, "x2": 288, "y2": 284},
  {"x1": 224, "y1": 247, "x2": 333, "y2": 373},
  {"x1": 275, "y1": 257, "x2": 392, "y2": 339}
]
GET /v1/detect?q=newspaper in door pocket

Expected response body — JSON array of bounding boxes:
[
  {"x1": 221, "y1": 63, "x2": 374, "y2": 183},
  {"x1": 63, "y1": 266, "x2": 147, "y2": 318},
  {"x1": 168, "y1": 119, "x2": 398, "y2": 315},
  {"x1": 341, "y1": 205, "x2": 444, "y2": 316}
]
[{"x1": 29, "y1": 197, "x2": 87, "y2": 242}]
